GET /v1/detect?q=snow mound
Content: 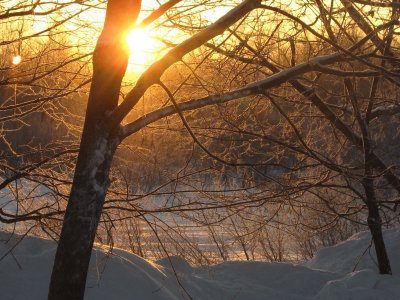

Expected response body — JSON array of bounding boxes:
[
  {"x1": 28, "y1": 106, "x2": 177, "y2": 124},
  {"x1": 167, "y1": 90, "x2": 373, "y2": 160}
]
[
  {"x1": 1, "y1": 229, "x2": 400, "y2": 299},
  {"x1": 304, "y1": 229, "x2": 400, "y2": 275}
]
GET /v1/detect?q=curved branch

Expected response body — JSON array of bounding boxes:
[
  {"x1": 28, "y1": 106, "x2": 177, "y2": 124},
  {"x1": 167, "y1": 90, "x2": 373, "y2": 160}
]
[
  {"x1": 120, "y1": 51, "x2": 344, "y2": 138},
  {"x1": 109, "y1": 0, "x2": 262, "y2": 126}
]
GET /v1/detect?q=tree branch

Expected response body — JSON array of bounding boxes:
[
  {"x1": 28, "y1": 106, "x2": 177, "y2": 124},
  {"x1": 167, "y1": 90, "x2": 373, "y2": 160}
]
[
  {"x1": 120, "y1": 51, "x2": 344, "y2": 138},
  {"x1": 108, "y1": 0, "x2": 262, "y2": 127}
]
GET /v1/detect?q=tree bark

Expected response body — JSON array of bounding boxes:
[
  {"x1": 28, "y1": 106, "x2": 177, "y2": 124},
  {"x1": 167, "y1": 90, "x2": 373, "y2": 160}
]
[
  {"x1": 345, "y1": 78, "x2": 392, "y2": 275},
  {"x1": 363, "y1": 175, "x2": 392, "y2": 274},
  {"x1": 48, "y1": 129, "x2": 119, "y2": 300},
  {"x1": 48, "y1": 1, "x2": 141, "y2": 299}
]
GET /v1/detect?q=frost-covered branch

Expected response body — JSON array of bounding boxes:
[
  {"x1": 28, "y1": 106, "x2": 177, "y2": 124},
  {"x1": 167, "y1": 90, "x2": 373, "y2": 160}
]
[
  {"x1": 120, "y1": 51, "x2": 344, "y2": 138},
  {"x1": 369, "y1": 104, "x2": 400, "y2": 120}
]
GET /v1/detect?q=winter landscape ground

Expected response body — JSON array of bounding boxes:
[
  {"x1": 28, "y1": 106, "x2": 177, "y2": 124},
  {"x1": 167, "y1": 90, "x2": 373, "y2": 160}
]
[{"x1": 1, "y1": 229, "x2": 400, "y2": 300}]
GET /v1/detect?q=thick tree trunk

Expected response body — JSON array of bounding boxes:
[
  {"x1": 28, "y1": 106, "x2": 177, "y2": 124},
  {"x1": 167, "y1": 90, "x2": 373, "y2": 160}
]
[
  {"x1": 48, "y1": 1, "x2": 141, "y2": 299},
  {"x1": 48, "y1": 128, "x2": 119, "y2": 299}
]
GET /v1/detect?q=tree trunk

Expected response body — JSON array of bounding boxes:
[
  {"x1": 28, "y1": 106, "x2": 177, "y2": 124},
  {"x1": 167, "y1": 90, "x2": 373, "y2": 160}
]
[
  {"x1": 48, "y1": 1, "x2": 141, "y2": 299},
  {"x1": 345, "y1": 78, "x2": 392, "y2": 275},
  {"x1": 363, "y1": 176, "x2": 392, "y2": 274},
  {"x1": 363, "y1": 132, "x2": 391, "y2": 275},
  {"x1": 48, "y1": 128, "x2": 119, "y2": 300}
]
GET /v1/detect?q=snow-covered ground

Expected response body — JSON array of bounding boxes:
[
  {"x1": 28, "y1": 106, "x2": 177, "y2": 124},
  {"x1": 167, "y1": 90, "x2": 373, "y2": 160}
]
[{"x1": 1, "y1": 229, "x2": 400, "y2": 299}]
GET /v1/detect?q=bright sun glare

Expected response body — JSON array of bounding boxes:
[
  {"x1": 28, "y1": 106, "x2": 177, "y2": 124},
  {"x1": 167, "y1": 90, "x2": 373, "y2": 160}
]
[
  {"x1": 125, "y1": 28, "x2": 157, "y2": 69},
  {"x1": 12, "y1": 55, "x2": 22, "y2": 65}
]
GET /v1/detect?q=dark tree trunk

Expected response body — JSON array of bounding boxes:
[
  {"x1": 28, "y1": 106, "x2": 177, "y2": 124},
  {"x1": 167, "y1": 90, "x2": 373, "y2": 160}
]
[
  {"x1": 362, "y1": 135, "x2": 391, "y2": 275},
  {"x1": 345, "y1": 78, "x2": 392, "y2": 275},
  {"x1": 48, "y1": 129, "x2": 119, "y2": 300},
  {"x1": 48, "y1": 1, "x2": 141, "y2": 299},
  {"x1": 363, "y1": 175, "x2": 392, "y2": 275}
]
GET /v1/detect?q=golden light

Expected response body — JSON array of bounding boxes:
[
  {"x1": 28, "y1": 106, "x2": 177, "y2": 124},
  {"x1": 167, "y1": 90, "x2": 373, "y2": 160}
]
[
  {"x1": 125, "y1": 28, "x2": 158, "y2": 69},
  {"x1": 12, "y1": 55, "x2": 22, "y2": 65}
]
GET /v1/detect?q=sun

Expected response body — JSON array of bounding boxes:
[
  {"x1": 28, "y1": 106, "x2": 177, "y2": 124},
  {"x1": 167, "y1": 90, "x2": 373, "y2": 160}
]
[
  {"x1": 125, "y1": 28, "x2": 158, "y2": 70},
  {"x1": 12, "y1": 55, "x2": 22, "y2": 65}
]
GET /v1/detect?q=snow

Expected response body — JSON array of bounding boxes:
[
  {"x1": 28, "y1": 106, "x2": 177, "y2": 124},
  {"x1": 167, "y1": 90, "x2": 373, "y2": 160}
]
[
  {"x1": 0, "y1": 186, "x2": 16, "y2": 214},
  {"x1": 304, "y1": 229, "x2": 400, "y2": 275},
  {"x1": 1, "y1": 229, "x2": 400, "y2": 299}
]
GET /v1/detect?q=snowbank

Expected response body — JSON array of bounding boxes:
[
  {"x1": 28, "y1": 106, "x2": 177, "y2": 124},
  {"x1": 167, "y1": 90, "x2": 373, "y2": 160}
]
[{"x1": 0, "y1": 229, "x2": 400, "y2": 299}]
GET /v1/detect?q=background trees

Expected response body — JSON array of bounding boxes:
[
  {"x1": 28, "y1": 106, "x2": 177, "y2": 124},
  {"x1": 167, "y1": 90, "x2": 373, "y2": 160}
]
[{"x1": 1, "y1": 0, "x2": 400, "y2": 298}]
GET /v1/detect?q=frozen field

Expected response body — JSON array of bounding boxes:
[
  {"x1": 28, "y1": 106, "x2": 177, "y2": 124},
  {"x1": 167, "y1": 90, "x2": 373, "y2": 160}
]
[{"x1": 1, "y1": 228, "x2": 400, "y2": 299}]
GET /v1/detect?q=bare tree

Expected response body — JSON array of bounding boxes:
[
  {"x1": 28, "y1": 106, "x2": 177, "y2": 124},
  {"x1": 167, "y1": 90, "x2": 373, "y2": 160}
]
[
  {"x1": 1, "y1": 1, "x2": 400, "y2": 299},
  {"x1": 49, "y1": 0, "x2": 261, "y2": 298}
]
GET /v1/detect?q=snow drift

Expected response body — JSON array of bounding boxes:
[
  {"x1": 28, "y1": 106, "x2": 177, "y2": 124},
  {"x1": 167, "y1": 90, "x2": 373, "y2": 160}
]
[{"x1": 1, "y1": 229, "x2": 400, "y2": 299}]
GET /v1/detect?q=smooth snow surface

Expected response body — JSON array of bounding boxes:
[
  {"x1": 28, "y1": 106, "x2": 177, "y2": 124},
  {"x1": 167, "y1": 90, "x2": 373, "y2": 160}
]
[{"x1": 1, "y1": 229, "x2": 400, "y2": 299}]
